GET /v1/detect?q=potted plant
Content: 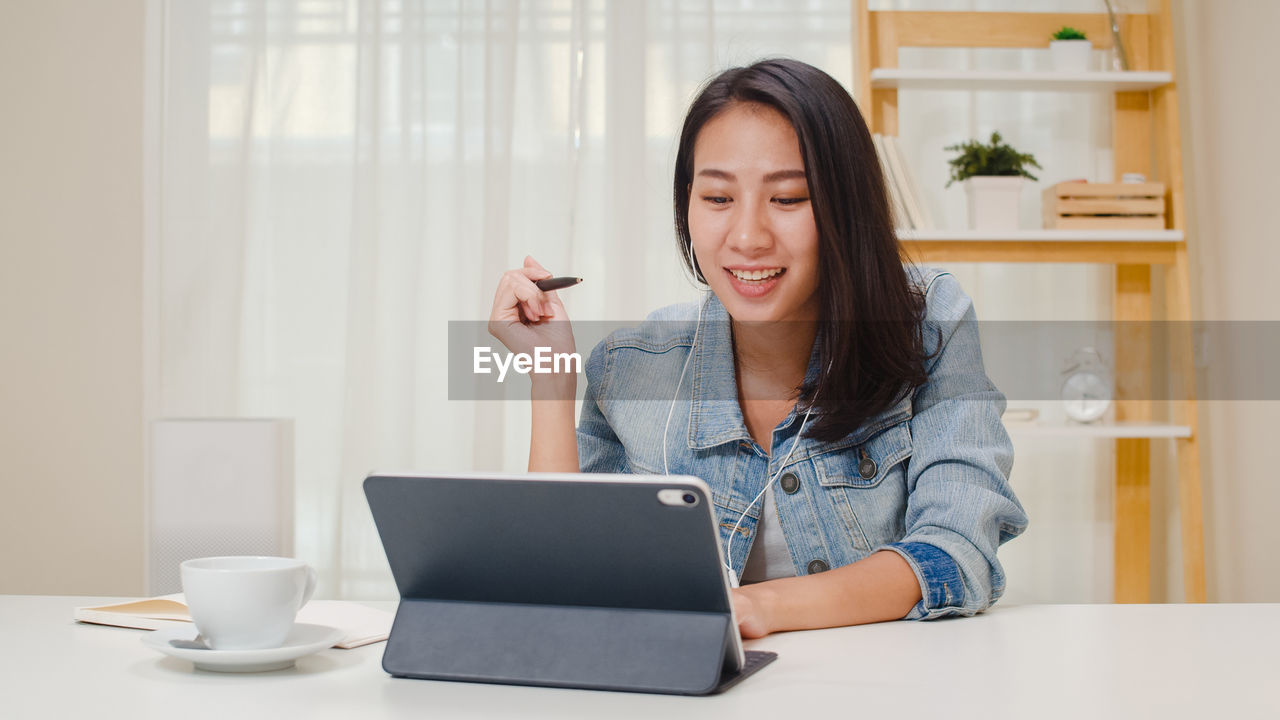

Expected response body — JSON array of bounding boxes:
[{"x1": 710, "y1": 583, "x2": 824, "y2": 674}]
[
  {"x1": 1050, "y1": 26, "x2": 1093, "y2": 72},
  {"x1": 945, "y1": 132, "x2": 1042, "y2": 230}
]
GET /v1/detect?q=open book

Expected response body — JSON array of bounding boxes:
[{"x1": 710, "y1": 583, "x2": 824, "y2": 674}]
[{"x1": 74, "y1": 594, "x2": 393, "y2": 649}]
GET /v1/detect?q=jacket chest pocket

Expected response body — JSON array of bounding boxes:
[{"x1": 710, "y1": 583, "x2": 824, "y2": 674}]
[{"x1": 815, "y1": 422, "x2": 912, "y2": 551}]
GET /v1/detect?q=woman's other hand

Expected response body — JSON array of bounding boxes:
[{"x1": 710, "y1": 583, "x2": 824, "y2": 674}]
[
  {"x1": 488, "y1": 255, "x2": 577, "y2": 363},
  {"x1": 731, "y1": 586, "x2": 772, "y2": 639}
]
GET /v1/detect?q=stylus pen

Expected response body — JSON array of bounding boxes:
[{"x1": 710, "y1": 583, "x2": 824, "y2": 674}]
[{"x1": 535, "y1": 276, "x2": 583, "y2": 292}]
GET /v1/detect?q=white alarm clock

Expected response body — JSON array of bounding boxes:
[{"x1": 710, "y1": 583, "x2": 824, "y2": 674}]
[{"x1": 1061, "y1": 347, "x2": 1112, "y2": 424}]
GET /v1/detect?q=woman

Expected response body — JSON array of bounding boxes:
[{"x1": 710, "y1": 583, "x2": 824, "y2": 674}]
[{"x1": 488, "y1": 59, "x2": 1027, "y2": 638}]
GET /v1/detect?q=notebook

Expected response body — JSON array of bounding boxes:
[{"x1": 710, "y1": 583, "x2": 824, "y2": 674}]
[
  {"x1": 74, "y1": 594, "x2": 393, "y2": 649},
  {"x1": 363, "y1": 472, "x2": 777, "y2": 695}
]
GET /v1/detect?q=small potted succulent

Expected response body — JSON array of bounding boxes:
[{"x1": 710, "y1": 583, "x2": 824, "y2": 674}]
[
  {"x1": 1050, "y1": 26, "x2": 1093, "y2": 72},
  {"x1": 945, "y1": 132, "x2": 1042, "y2": 230}
]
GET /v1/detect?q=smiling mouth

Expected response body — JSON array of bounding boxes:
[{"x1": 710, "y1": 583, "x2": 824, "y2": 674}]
[{"x1": 727, "y1": 267, "x2": 786, "y2": 282}]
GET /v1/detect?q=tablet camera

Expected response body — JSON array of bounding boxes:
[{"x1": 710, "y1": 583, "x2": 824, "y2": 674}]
[{"x1": 657, "y1": 488, "x2": 700, "y2": 507}]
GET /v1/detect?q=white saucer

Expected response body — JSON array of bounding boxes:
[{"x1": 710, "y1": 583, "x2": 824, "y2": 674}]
[{"x1": 141, "y1": 623, "x2": 344, "y2": 672}]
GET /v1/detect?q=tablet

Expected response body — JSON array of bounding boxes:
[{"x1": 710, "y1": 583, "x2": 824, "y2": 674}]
[{"x1": 363, "y1": 472, "x2": 776, "y2": 695}]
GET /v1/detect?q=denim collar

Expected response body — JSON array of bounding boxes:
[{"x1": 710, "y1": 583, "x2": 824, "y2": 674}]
[{"x1": 686, "y1": 294, "x2": 823, "y2": 450}]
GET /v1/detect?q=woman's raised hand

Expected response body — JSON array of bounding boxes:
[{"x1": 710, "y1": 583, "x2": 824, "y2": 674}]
[
  {"x1": 488, "y1": 255, "x2": 578, "y2": 368},
  {"x1": 492, "y1": 256, "x2": 581, "y2": 469}
]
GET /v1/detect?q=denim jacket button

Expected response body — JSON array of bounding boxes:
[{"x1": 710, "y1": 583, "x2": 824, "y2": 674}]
[
  {"x1": 858, "y1": 450, "x2": 878, "y2": 480},
  {"x1": 779, "y1": 472, "x2": 800, "y2": 494},
  {"x1": 807, "y1": 559, "x2": 829, "y2": 574}
]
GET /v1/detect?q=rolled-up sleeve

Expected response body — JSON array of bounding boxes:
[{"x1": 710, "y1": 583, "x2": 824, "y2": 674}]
[
  {"x1": 577, "y1": 339, "x2": 628, "y2": 474},
  {"x1": 877, "y1": 273, "x2": 1028, "y2": 620}
]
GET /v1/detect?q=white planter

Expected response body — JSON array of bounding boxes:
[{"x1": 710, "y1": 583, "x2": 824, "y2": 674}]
[
  {"x1": 963, "y1": 176, "x2": 1024, "y2": 231},
  {"x1": 1050, "y1": 39, "x2": 1093, "y2": 73}
]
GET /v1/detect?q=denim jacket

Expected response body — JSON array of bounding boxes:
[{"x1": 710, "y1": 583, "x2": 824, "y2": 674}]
[{"x1": 576, "y1": 267, "x2": 1028, "y2": 620}]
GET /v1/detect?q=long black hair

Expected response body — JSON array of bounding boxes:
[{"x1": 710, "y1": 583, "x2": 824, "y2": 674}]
[{"x1": 673, "y1": 58, "x2": 929, "y2": 443}]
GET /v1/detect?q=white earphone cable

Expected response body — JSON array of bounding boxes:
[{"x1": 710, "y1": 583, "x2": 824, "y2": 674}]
[
  {"x1": 722, "y1": 403, "x2": 813, "y2": 588},
  {"x1": 661, "y1": 293, "x2": 824, "y2": 588},
  {"x1": 663, "y1": 294, "x2": 707, "y2": 476}
]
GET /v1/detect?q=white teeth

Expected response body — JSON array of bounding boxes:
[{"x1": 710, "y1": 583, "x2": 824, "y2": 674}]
[{"x1": 729, "y1": 268, "x2": 784, "y2": 281}]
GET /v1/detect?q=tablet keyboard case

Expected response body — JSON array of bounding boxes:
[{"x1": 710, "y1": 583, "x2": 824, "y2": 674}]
[
  {"x1": 383, "y1": 599, "x2": 776, "y2": 694},
  {"x1": 365, "y1": 474, "x2": 777, "y2": 695}
]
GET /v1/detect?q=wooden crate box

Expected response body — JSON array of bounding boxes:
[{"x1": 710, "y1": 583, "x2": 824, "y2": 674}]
[{"x1": 1043, "y1": 181, "x2": 1167, "y2": 230}]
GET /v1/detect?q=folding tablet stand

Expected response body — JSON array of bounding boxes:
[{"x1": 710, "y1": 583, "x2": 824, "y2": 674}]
[
  {"x1": 383, "y1": 598, "x2": 775, "y2": 695},
  {"x1": 364, "y1": 473, "x2": 778, "y2": 695}
]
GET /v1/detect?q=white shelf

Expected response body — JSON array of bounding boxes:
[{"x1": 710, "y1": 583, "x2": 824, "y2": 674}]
[
  {"x1": 870, "y1": 69, "x2": 1173, "y2": 93},
  {"x1": 1006, "y1": 421, "x2": 1191, "y2": 439},
  {"x1": 898, "y1": 229, "x2": 1184, "y2": 243}
]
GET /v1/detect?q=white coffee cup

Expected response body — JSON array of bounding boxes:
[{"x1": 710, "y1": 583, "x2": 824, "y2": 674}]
[{"x1": 180, "y1": 556, "x2": 317, "y2": 650}]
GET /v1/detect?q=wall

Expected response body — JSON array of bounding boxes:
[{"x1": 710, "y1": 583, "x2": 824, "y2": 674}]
[
  {"x1": 1174, "y1": 0, "x2": 1280, "y2": 602},
  {"x1": 0, "y1": 0, "x2": 146, "y2": 595}
]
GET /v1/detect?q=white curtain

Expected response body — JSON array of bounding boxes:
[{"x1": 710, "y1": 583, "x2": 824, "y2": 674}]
[{"x1": 153, "y1": 0, "x2": 1138, "y2": 601}]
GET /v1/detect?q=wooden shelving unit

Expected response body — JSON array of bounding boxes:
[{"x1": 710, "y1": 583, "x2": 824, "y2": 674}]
[
  {"x1": 856, "y1": 0, "x2": 1205, "y2": 604},
  {"x1": 1005, "y1": 421, "x2": 1192, "y2": 440},
  {"x1": 900, "y1": 229, "x2": 1184, "y2": 263},
  {"x1": 899, "y1": 229, "x2": 1184, "y2": 242},
  {"x1": 870, "y1": 68, "x2": 1173, "y2": 92}
]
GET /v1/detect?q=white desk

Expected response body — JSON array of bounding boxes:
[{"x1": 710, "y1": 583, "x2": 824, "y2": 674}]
[{"x1": 2, "y1": 597, "x2": 1276, "y2": 719}]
